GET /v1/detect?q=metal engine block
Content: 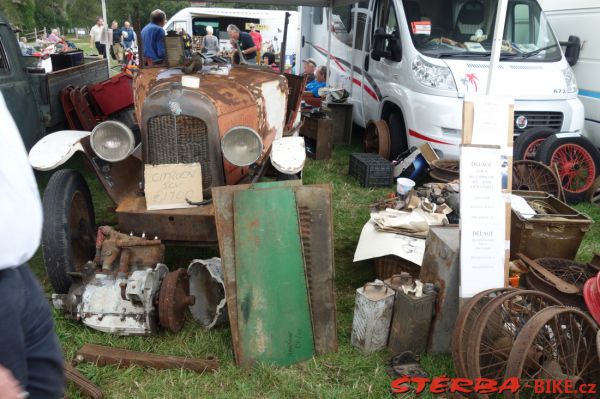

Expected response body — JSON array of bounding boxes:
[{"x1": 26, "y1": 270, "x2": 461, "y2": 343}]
[{"x1": 52, "y1": 226, "x2": 227, "y2": 336}]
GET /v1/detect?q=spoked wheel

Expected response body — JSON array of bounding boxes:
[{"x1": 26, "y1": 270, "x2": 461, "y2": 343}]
[
  {"x1": 451, "y1": 288, "x2": 517, "y2": 378},
  {"x1": 512, "y1": 160, "x2": 562, "y2": 198},
  {"x1": 536, "y1": 135, "x2": 600, "y2": 203},
  {"x1": 363, "y1": 120, "x2": 391, "y2": 160},
  {"x1": 42, "y1": 170, "x2": 96, "y2": 294},
  {"x1": 513, "y1": 128, "x2": 553, "y2": 161},
  {"x1": 583, "y1": 272, "x2": 600, "y2": 325},
  {"x1": 504, "y1": 306, "x2": 600, "y2": 399},
  {"x1": 467, "y1": 290, "x2": 562, "y2": 398}
]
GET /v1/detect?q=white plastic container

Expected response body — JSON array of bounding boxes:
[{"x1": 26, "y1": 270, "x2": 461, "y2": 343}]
[{"x1": 396, "y1": 178, "x2": 415, "y2": 196}]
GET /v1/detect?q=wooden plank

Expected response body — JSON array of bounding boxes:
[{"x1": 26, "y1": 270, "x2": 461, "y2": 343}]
[
  {"x1": 211, "y1": 181, "x2": 305, "y2": 366},
  {"x1": 295, "y1": 184, "x2": 338, "y2": 354},
  {"x1": 233, "y1": 187, "x2": 314, "y2": 366}
]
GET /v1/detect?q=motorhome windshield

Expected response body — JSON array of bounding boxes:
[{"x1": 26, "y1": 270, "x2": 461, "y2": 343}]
[{"x1": 403, "y1": 0, "x2": 561, "y2": 61}]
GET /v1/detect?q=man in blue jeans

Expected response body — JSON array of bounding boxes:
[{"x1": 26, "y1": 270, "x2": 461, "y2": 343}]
[
  {"x1": 0, "y1": 92, "x2": 64, "y2": 398},
  {"x1": 141, "y1": 9, "x2": 167, "y2": 64}
]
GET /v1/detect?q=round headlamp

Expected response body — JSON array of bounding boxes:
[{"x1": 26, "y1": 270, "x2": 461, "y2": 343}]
[
  {"x1": 90, "y1": 121, "x2": 135, "y2": 162},
  {"x1": 221, "y1": 127, "x2": 263, "y2": 166}
]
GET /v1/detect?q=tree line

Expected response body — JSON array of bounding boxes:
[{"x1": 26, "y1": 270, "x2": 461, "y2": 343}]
[{"x1": 0, "y1": 1, "x2": 294, "y2": 33}]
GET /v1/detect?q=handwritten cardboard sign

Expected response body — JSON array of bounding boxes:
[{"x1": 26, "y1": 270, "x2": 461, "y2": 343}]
[{"x1": 144, "y1": 163, "x2": 203, "y2": 210}]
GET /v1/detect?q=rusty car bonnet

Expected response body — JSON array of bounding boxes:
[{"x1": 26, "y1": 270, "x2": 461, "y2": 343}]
[{"x1": 134, "y1": 66, "x2": 289, "y2": 155}]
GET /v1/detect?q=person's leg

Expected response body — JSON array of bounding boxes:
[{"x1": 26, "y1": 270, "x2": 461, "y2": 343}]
[
  {"x1": 19, "y1": 265, "x2": 64, "y2": 399},
  {"x1": 0, "y1": 267, "x2": 28, "y2": 391},
  {"x1": 94, "y1": 41, "x2": 102, "y2": 56}
]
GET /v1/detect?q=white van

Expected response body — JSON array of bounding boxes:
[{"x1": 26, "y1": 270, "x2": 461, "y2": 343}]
[
  {"x1": 301, "y1": 0, "x2": 584, "y2": 159},
  {"x1": 165, "y1": 7, "x2": 300, "y2": 66},
  {"x1": 539, "y1": 0, "x2": 600, "y2": 150}
]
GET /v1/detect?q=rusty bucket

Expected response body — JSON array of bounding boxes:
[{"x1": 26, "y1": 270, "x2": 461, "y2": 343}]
[
  {"x1": 188, "y1": 258, "x2": 228, "y2": 329},
  {"x1": 351, "y1": 282, "x2": 395, "y2": 354}
]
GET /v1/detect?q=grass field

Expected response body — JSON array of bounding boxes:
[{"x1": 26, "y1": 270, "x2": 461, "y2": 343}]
[
  {"x1": 30, "y1": 139, "x2": 600, "y2": 398},
  {"x1": 29, "y1": 39, "x2": 600, "y2": 397}
]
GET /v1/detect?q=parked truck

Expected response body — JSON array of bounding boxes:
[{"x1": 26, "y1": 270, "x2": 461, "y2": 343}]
[{"x1": 0, "y1": 12, "x2": 108, "y2": 149}]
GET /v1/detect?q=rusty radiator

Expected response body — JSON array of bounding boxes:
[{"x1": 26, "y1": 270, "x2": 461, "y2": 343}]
[{"x1": 146, "y1": 114, "x2": 212, "y2": 189}]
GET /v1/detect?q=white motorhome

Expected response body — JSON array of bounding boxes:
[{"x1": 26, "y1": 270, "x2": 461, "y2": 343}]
[
  {"x1": 165, "y1": 7, "x2": 300, "y2": 65},
  {"x1": 300, "y1": 0, "x2": 584, "y2": 159},
  {"x1": 539, "y1": 0, "x2": 600, "y2": 150}
]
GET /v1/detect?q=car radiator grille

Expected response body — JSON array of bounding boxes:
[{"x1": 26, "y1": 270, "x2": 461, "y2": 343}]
[
  {"x1": 147, "y1": 114, "x2": 212, "y2": 189},
  {"x1": 514, "y1": 111, "x2": 563, "y2": 135}
]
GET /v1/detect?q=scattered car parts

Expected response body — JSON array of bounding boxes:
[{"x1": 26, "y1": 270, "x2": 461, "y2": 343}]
[
  {"x1": 512, "y1": 160, "x2": 562, "y2": 199},
  {"x1": 64, "y1": 362, "x2": 103, "y2": 399}
]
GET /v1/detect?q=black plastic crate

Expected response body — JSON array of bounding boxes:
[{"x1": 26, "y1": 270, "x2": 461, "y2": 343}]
[
  {"x1": 51, "y1": 50, "x2": 84, "y2": 71},
  {"x1": 349, "y1": 153, "x2": 393, "y2": 187}
]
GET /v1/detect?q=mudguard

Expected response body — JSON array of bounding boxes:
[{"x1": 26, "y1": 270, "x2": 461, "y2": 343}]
[
  {"x1": 270, "y1": 136, "x2": 306, "y2": 175},
  {"x1": 29, "y1": 130, "x2": 90, "y2": 171}
]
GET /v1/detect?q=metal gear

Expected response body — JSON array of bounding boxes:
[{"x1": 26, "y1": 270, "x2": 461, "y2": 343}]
[{"x1": 158, "y1": 269, "x2": 195, "y2": 333}]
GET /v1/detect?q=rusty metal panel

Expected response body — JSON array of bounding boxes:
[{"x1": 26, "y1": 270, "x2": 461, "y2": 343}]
[
  {"x1": 295, "y1": 184, "x2": 338, "y2": 355},
  {"x1": 233, "y1": 187, "x2": 314, "y2": 366},
  {"x1": 212, "y1": 182, "x2": 308, "y2": 366},
  {"x1": 116, "y1": 196, "x2": 217, "y2": 244},
  {"x1": 419, "y1": 226, "x2": 460, "y2": 354},
  {"x1": 75, "y1": 344, "x2": 219, "y2": 373}
]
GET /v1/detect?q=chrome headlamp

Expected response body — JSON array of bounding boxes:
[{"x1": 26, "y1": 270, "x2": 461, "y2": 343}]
[
  {"x1": 90, "y1": 121, "x2": 136, "y2": 162},
  {"x1": 221, "y1": 127, "x2": 263, "y2": 166}
]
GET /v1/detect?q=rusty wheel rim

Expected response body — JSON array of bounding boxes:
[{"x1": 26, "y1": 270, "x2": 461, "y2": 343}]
[
  {"x1": 158, "y1": 269, "x2": 194, "y2": 333},
  {"x1": 467, "y1": 290, "x2": 563, "y2": 398},
  {"x1": 69, "y1": 191, "x2": 95, "y2": 272},
  {"x1": 504, "y1": 306, "x2": 600, "y2": 399},
  {"x1": 533, "y1": 258, "x2": 596, "y2": 290},
  {"x1": 451, "y1": 288, "x2": 517, "y2": 379},
  {"x1": 512, "y1": 160, "x2": 562, "y2": 198},
  {"x1": 363, "y1": 120, "x2": 391, "y2": 160}
]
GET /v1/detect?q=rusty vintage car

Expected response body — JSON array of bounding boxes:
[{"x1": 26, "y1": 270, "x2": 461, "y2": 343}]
[{"x1": 29, "y1": 62, "x2": 306, "y2": 296}]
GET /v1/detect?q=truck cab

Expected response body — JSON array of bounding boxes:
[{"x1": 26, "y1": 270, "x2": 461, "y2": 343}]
[
  {"x1": 0, "y1": 12, "x2": 108, "y2": 149},
  {"x1": 302, "y1": 0, "x2": 584, "y2": 159}
]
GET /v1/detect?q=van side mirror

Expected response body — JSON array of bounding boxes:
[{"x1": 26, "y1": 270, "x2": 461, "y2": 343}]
[
  {"x1": 371, "y1": 28, "x2": 391, "y2": 61},
  {"x1": 561, "y1": 35, "x2": 581, "y2": 67}
]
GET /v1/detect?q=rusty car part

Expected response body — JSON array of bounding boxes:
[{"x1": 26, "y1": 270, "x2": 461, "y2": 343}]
[
  {"x1": 75, "y1": 344, "x2": 219, "y2": 373},
  {"x1": 387, "y1": 351, "x2": 428, "y2": 379},
  {"x1": 296, "y1": 185, "x2": 338, "y2": 355},
  {"x1": 70, "y1": 86, "x2": 98, "y2": 131},
  {"x1": 188, "y1": 258, "x2": 228, "y2": 329},
  {"x1": 451, "y1": 288, "x2": 517, "y2": 378},
  {"x1": 583, "y1": 272, "x2": 600, "y2": 325},
  {"x1": 504, "y1": 306, "x2": 600, "y2": 399},
  {"x1": 158, "y1": 268, "x2": 194, "y2": 333},
  {"x1": 587, "y1": 177, "x2": 600, "y2": 205},
  {"x1": 467, "y1": 291, "x2": 562, "y2": 398},
  {"x1": 419, "y1": 226, "x2": 459, "y2": 354},
  {"x1": 60, "y1": 86, "x2": 82, "y2": 130},
  {"x1": 512, "y1": 160, "x2": 562, "y2": 198},
  {"x1": 64, "y1": 362, "x2": 103, "y2": 399},
  {"x1": 95, "y1": 226, "x2": 165, "y2": 273},
  {"x1": 363, "y1": 120, "x2": 391, "y2": 160},
  {"x1": 430, "y1": 160, "x2": 460, "y2": 183},
  {"x1": 517, "y1": 253, "x2": 580, "y2": 294}
]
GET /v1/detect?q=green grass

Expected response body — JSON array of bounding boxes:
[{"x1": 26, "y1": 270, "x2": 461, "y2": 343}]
[{"x1": 30, "y1": 139, "x2": 600, "y2": 398}]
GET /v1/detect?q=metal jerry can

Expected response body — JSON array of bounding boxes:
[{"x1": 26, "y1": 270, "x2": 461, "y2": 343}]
[{"x1": 351, "y1": 282, "x2": 395, "y2": 353}]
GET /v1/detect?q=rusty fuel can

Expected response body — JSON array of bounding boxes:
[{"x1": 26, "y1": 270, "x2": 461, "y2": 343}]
[
  {"x1": 350, "y1": 282, "x2": 395, "y2": 354},
  {"x1": 387, "y1": 288, "x2": 436, "y2": 354}
]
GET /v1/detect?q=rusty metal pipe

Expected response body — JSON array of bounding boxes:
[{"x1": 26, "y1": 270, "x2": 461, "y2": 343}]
[{"x1": 76, "y1": 344, "x2": 219, "y2": 374}]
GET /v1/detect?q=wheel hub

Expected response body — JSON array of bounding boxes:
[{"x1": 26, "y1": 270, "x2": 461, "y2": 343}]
[{"x1": 158, "y1": 269, "x2": 195, "y2": 333}]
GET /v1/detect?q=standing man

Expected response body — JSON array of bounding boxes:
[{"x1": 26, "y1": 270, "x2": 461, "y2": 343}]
[
  {"x1": 302, "y1": 58, "x2": 317, "y2": 83},
  {"x1": 90, "y1": 17, "x2": 106, "y2": 58},
  {"x1": 141, "y1": 9, "x2": 167, "y2": 65},
  {"x1": 0, "y1": 91, "x2": 64, "y2": 398},
  {"x1": 248, "y1": 23, "x2": 262, "y2": 62},
  {"x1": 227, "y1": 24, "x2": 257, "y2": 64},
  {"x1": 110, "y1": 21, "x2": 124, "y2": 62},
  {"x1": 122, "y1": 21, "x2": 136, "y2": 50}
]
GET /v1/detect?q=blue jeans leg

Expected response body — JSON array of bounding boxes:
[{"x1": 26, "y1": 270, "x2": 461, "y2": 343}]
[{"x1": 0, "y1": 264, "x2": 64, "y2": 398}]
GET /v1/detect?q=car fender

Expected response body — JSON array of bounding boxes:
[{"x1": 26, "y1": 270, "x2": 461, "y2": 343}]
[
  {"x1": 270, "y1": 136, "x2": 306, "y2": 175},
  {"x1": 29, "y1": 130, "x2": 90, "y2": 171}
]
